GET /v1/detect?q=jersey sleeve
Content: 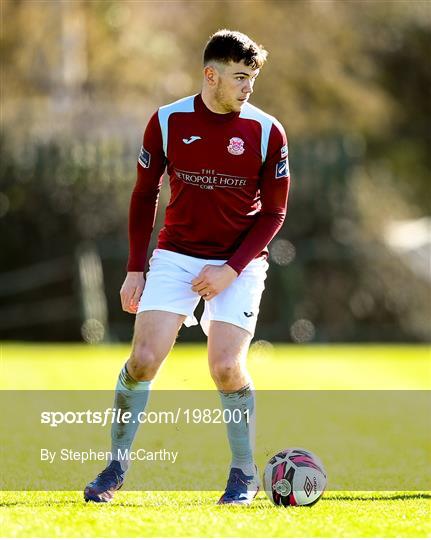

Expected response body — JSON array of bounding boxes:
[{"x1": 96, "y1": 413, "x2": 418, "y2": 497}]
[
  {"x1": 226, "y1": 121, "x2": 290, "y2": 274},
  {"x1": 127, "y1": 111, "x2": 166, "y2": 271}
]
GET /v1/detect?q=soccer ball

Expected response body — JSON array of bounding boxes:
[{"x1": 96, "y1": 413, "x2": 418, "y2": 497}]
[{"x1": 263, "y1": 448, "x2": 327, "y2": 506}]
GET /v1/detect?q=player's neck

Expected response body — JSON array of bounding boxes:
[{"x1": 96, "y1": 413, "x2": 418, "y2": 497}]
[{"x1": 200, "y1": 88, "x2": 231, "y2": 114}]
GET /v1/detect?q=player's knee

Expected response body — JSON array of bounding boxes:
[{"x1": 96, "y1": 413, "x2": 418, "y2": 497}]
[
  {"x1": 128, "y1": 345, "x2": 159, "y2": 381},
  {"x1": 210, "y1": 358, "x2": 239, "y2": 386}
]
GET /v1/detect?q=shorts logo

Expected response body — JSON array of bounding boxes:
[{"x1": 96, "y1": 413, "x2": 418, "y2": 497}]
[
  {"x1": 227, "y1": 137, "x2": 245, "y2": 156},
  {"x1": 276, "y1": 159, "x2": 289, "y2": 179},
  {"x1": 138, "y1": 146, "x2": 151, "y2": 168},
  {"x1": 281, "y1": 144, "x2": 288, "y2": 158},
  {"x1": 244, "y1": 311, "x2": 254, "y2": 318}
]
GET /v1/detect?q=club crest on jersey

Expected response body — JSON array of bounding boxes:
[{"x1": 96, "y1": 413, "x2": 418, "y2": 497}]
[
  {"x1": 138, "y1": 146, "x2": 151, "y2": 168},
  {"x1": 276, "y1": 159, "x2": 289, "y2": 179},
  {"x1": 227, "y1": 137, "x2": 245, "y2": 156}
]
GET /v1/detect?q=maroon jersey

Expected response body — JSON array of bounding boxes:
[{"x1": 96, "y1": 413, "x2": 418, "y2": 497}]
[{"x1": 128, "y1": 93, "x2": 290, "y2": 274}]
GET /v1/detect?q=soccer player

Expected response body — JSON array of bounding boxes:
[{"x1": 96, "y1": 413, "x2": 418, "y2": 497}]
[{"x1": 84, "y1": 29, "x2": 290, "y2": 505}]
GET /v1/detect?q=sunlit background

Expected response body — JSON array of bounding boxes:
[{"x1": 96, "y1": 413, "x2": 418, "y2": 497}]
[{"x1": 1, "y1": 0, "x2": 430, "y2": 344}]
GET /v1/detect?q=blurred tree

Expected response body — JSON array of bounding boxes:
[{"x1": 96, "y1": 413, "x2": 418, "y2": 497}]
[{"x1": 3, "y1": 0, "x2": 428, "y2": 209}]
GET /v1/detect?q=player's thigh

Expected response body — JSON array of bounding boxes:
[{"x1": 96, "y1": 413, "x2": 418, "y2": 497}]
[
  {"x1": 131, "y1": 310, "x2": 186, "y2": 363},
  {"x1": 138, "y1": 248, "x2": 201, "y2": 324},
  {"x1": 201, "y1": 257, "x2": 268, "y2": 337},
  {"x1": 207, "y1": 320, "x2": 252, "y2": 370}
]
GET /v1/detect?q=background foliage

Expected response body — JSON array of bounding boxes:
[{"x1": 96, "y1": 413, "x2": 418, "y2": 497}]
[{"x1": 1, "y1": 0, "x2": 430, "y2": 342}]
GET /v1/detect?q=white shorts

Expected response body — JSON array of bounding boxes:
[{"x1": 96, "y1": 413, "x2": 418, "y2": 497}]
[{"x1": 138, "y1": 249, "x2": 269, "y2": 336}]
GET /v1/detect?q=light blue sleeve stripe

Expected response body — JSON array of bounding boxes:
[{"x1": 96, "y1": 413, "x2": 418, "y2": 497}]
[
  {"x1": 239, "y1": 103, "x2": 274, "y2": 162},
  {"x1": 158, "y1": 95, "x2": 196, "y2": 156}
]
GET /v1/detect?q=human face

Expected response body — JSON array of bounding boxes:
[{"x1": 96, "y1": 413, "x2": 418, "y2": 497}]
[{"x1": 213, "y1": 61, "x2": 260, "y2": 113}]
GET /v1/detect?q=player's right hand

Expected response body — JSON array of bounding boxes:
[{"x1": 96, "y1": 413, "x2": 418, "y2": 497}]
[{"x1": 120, "y1": 272, "x2": 145, "y2": 314}]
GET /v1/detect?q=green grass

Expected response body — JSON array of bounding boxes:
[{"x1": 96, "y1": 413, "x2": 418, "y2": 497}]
[
  {"x1": 1, "y1": 342, "x2": 430, "y2": 390},
  {"x1": 1, "y1": 491, "x2": 430, "y2": 538},
  {"x1": 0, "y1": 342, "x2": 430, "y2": 537}
]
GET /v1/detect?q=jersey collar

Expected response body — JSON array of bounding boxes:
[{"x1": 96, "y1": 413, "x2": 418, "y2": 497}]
[{"x1": 195, "y1": 94, "x2": 239, "y2": 123}]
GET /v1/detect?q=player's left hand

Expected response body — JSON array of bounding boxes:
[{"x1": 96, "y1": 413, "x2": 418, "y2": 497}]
[{"x1": 191, "y1": 264, "x2": 238, "y2": 301}]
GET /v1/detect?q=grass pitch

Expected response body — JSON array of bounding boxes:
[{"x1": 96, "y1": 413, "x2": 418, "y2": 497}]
[
  {"x1": 2, "y1": 491, "x2": 429, "y2": 538},
  {"x1": 0, "y1": 342, "x2": 430, "y2": 537}
]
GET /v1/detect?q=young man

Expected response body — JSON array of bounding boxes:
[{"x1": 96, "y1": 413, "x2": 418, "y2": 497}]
[{"x1": 84, "y1": 29, "x2": 290, "y2": 505}]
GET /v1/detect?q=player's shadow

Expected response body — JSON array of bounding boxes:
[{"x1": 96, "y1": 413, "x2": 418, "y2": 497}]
[
  {"x1": 0, "y1": 500, "x2": 79, "y2": 507},
  {"x1": 0, "y1": 496, "x2": 224, "y2": 508},
  {"x1": 326, "y1": 493, "x2": 430, "y2": 501},
  {"x1": 1, "y1": 493, "x2": 429, "y2": 507}
]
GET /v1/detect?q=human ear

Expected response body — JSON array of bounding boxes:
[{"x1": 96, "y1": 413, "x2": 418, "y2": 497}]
[{"x1": 204, "y1": 65, "x2": 218, "y2": 87}]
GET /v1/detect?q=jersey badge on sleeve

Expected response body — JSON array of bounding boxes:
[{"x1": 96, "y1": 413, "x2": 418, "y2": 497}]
[
  {"x1": 276, "y1": 158, "x2": 290, "y2": 179},
  {"x1": 138, "y1": 146, "x2": 151, "y2": 168},
  {"x1": 281, "y1": 144, "x2": 288, "y2": 159},
  {"x1": 227, "y1": 137, "x2": 245, "y2": 156}
]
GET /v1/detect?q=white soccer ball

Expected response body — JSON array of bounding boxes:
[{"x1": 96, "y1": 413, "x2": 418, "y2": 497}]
[{"x1": 263, "y1": 448, "x2": 327, "y2": 506}]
